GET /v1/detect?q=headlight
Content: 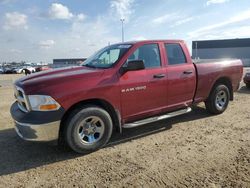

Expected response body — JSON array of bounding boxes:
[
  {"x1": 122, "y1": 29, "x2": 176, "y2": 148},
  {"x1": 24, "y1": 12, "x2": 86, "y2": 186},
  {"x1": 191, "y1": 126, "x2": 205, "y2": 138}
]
[{"x1": 28, "y1": 95, "x2": 61, "y2": 111}]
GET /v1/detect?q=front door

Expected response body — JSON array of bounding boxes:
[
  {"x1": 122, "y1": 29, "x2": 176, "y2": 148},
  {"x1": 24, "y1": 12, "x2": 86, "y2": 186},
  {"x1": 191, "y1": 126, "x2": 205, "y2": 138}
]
[{"x1": 119, "y1": 43, "x2": 167, "y2": 122}]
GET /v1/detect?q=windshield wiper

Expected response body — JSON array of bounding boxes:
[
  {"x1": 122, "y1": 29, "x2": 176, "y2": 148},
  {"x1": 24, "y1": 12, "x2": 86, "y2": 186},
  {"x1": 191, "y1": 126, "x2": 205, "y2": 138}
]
[
  {"x1": 84, "y1": 64, "x2": 110, "y2": 69},
  {"x1": 83, "y1": 64, "x2": 97, "y2": 68}
]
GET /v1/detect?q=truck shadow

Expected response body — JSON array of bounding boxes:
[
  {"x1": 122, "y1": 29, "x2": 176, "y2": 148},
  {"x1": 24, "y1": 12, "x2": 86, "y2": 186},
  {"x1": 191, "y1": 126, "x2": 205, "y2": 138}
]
[
  {"x1": 237, "y1": 86, "x2": 250, "y2": 94},
  {"x1": 0, "y1": 106, "x2": 210, "y2": 176},
  {"x1": 108, "y1": 106, "x2": 209, "y2": 147}
]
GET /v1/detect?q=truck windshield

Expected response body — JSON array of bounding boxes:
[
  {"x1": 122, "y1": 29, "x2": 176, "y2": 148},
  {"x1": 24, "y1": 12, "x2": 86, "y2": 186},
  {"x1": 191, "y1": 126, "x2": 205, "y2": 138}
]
[{"x1": 82, "y1": 44, "x2": 132, "y2": 68}]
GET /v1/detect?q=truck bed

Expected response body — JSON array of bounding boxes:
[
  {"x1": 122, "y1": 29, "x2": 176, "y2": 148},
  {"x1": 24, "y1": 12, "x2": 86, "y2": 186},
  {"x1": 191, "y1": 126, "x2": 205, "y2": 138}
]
[{"x1": 193, "y1": 59, "x2": 243, "y2": 103}]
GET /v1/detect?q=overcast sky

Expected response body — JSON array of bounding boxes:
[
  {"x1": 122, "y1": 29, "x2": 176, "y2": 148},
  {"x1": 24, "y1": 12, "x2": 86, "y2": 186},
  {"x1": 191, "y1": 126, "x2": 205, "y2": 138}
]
[{"x1": 1, "y1": 0, "x2": 250, "y2": 63}]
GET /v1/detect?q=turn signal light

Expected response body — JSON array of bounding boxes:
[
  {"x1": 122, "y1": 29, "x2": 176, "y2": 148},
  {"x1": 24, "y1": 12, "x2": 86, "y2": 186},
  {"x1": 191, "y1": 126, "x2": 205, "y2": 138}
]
[{"x1": 39, "y1": 104, "x2": 58, "y2": 110}]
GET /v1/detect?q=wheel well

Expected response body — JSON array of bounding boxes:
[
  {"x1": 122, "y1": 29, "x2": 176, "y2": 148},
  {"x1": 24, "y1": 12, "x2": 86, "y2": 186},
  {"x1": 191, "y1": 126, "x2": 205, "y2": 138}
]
[
  {"x1": 212, "y1": 77, "x2": 233, "y2": 100},
  {"x1": 59, "y1": 99, "x2": 121, "y2": 139}
]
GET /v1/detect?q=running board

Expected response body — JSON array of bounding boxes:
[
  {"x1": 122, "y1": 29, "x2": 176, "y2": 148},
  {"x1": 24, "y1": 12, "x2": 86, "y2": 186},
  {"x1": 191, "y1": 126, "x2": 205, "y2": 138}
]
[{"x1": 123, "y1": 107, "x2": 192, "y2": 129}]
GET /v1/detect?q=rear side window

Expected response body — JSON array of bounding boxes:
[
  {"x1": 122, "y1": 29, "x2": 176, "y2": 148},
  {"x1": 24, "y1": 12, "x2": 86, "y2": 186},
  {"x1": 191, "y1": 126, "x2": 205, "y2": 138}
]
[{"x1": 165, "y1": 44, "x2": 187, "y2": 65}]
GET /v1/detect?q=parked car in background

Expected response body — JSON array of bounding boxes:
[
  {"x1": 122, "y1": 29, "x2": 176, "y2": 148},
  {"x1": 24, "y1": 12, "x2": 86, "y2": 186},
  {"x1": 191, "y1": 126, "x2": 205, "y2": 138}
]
[
  {"x1": 14, "y1": 67, "x2": 24, "y2": 74},
  {"x1": 15, "y1": 66, "x2": 36, "y2": 74},
  {"x1": 0, "y1": 68, "x2": 3, "y2": 74},
  {"x1": 243, "y1": 72, "x2": 250, "y2": 88},
  {"x1": 41, "y1": 66, "x2": 51, "y2": 71},
  {"x1": 4, "y1": 67, "x2": 16, "y2": 74},
  {"x1": 35, "y1": 66, "x2": 51, "y2": 72},
  {"x1": 11, "y1": 67, "x2": 18, "y2": 74}
]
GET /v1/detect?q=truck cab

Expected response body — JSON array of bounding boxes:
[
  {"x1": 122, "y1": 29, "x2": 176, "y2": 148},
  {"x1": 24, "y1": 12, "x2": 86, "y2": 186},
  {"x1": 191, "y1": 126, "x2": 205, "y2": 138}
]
[{"x1": 115, "y1": 41, "x2": 196, "y2": 123}]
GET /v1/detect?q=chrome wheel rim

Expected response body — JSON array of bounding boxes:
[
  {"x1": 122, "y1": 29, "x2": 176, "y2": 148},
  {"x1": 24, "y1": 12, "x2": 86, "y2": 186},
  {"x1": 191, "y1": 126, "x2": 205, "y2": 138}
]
[
  {"x1": 78, "y1": 116, "x2": 105, "y2": 145},
  {"x1": 215, "y1": 90, "x2": 227, "y2": 110}
]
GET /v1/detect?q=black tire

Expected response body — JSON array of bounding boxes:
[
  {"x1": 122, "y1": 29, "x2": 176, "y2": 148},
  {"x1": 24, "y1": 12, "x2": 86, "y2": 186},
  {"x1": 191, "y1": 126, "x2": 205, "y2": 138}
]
[
  {"x1": 205, "y1": 84, "x2": 230, "y2": 114},
  {"x1": 64, "y1": 105, "x2": 113, "y2": 154},
  {"x1": 246, "y1": 83, "x2": 250, "y2": 88}
]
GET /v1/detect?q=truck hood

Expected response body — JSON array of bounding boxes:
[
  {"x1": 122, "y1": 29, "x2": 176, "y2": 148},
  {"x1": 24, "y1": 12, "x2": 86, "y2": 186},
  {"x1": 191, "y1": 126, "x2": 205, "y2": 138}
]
[{"x1": 16, "y1": 66, "x2": 105, "y2": 93}]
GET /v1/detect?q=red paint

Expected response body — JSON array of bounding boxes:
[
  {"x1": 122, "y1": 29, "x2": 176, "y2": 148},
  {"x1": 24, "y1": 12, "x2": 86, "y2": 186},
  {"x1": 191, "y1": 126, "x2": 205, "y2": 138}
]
[{"x1": 15, "y1": 40, "x2": 243, "y2": 124}]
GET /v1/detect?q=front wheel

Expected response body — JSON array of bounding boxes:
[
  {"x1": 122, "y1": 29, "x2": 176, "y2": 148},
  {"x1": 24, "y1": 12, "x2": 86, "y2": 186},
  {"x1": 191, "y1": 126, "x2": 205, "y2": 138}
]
[
  {"x1": 64, "y1": 106, "x2": 113, "y2": 153},
  {"x1": 205, "y1": 84, "x2": 230, "y2": 114}
]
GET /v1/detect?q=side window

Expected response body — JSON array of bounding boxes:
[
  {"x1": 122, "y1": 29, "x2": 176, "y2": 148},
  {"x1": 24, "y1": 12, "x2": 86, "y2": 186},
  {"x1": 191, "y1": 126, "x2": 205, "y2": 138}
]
[
  {"x1": 165, "y1": 44, "x2": 187, "y2": 65},
  {"x1": 127, "y1": 44, "x2": 161, "y2": 68}
]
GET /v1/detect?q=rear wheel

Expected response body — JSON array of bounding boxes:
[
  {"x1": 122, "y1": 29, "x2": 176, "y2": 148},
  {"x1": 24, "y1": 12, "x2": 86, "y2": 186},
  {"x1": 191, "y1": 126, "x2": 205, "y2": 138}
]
[
  {"x1": 205, "y1": 84, "x2": 230, "y2": 114},
  {"x1": 64, "y1": 106, "x2": 113, "y2": 153}
]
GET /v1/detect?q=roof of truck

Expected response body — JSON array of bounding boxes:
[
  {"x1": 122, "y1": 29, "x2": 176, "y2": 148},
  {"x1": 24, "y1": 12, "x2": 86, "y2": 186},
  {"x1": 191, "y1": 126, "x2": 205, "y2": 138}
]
[{"x1": 114, "y1": 39, "x2": 184, "y2": 45}]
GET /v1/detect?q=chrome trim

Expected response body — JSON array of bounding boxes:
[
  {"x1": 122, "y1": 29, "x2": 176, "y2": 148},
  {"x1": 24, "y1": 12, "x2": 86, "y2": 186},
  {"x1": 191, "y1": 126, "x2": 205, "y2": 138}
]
[
  {"x1": 14, "y1": 120, "x2": 60, "y2": 141},
  {"x1": 17, "y1": 103, "x2": 28, "y2": 113},
  {"x1": 14, "y1": 85, "x2": 31, "y2": 112},
  {"x1": 78, "y1": 116, "x2": 105, "y2": 145},
  {"x1": 123, "y1": 107, "x2": 192, "y2": 128},
  {"x1": 215, "y1": 90, "x2": 227, "y2": 110},
  {"x1": 17, "y1": 96, "x2": 25, "y2": 102}
]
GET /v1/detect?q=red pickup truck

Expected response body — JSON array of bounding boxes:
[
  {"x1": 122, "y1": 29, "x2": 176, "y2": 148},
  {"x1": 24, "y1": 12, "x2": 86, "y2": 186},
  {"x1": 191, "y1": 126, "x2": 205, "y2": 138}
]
[{"x1": 11, "y1": 40, "x2": 243, "y2": 153}]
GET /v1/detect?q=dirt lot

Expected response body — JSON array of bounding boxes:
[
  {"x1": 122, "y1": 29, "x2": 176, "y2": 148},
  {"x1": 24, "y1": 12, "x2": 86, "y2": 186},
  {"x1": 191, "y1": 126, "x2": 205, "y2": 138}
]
[{"x1": 0, "y1": 71, "x2": 249, "y2": 188}]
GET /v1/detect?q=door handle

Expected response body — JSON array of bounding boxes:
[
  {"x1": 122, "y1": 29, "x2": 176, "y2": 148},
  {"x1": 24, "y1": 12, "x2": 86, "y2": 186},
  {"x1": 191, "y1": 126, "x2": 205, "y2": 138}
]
[
  {"x1": 183, "y1": 70, "x2": 193, "y2": 74},
  {"x1": 153, "y1": 74, "x2": 165, "y2": 78}
]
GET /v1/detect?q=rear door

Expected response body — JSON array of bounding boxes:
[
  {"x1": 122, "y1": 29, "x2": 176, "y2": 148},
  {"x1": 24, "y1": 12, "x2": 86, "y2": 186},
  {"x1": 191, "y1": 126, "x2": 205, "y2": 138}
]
[
  {"x1": 119, "y1": 43, "x2": 167, "y2": 122},
  {"x1": 164, "y1": 43, "x2": 196, "y2": 110}
]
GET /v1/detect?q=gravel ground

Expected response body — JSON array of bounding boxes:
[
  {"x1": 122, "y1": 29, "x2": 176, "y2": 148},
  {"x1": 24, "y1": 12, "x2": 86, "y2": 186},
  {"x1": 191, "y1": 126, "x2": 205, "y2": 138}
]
[{"x1": 0, "y1": 71, "x2": 249, "y2": 188}]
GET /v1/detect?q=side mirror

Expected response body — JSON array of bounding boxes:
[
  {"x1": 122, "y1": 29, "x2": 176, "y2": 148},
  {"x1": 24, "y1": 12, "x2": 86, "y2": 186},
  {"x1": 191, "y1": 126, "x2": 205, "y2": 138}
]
[{"x1": 121, "y1": 60, "x2": 145, "y2": 74}]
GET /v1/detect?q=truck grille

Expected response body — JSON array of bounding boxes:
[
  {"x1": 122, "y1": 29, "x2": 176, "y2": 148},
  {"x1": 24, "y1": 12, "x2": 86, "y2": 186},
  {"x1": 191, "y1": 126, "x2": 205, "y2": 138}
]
[{"x1": 14, "y1": 86, "x2": 29, "y2": 113}]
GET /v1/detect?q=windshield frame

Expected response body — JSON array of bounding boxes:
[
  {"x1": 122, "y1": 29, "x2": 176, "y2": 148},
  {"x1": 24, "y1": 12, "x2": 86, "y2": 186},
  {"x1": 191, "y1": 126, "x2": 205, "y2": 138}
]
[{"x1": 82, "y1": 44, "x2": 133, "y2": 69}]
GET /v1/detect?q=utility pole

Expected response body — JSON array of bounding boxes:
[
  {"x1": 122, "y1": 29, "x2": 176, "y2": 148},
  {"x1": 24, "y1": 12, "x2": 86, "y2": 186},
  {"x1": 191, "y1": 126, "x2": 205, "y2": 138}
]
[{"x1": 120, "y1": 18, "x2": 125, "y2": 42}]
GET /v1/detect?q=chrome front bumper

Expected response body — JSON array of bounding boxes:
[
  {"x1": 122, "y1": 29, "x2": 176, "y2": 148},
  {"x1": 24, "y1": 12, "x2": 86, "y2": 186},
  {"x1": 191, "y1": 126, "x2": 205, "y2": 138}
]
[
  {"x1": 14, "y1": 120, "x2": 60, "y2": 141},
  {"x1": 11, "y1": 101, "x2": 65, "y2": 142}
]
